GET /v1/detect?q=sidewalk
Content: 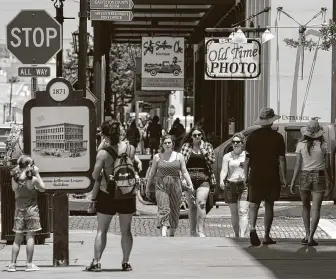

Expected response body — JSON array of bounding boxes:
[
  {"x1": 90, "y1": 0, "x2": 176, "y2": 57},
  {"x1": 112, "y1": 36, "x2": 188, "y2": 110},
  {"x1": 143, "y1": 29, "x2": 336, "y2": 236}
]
[{"x1": 0, "y1": 233, "x2": 336, "y2": 278}]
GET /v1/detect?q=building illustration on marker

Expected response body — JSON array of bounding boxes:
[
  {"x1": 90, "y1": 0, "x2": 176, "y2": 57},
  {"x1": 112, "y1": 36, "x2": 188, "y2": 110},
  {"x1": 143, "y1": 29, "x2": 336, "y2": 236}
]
[{"x1": 32, "y1": 123, "x2": 88, "y2": 158}]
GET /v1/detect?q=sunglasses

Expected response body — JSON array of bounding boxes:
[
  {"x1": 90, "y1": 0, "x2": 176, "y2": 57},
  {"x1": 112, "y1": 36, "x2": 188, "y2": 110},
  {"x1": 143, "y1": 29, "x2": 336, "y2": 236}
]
[
  {"x1": 192, "y1": 133, "x2": 202, "y2": 138},
  {"x1": 232, "y1": 140, "x2": 241, "y2": 144},
  {"x1": 163, "y1": 142, "x2": 172, "y2": 145}
]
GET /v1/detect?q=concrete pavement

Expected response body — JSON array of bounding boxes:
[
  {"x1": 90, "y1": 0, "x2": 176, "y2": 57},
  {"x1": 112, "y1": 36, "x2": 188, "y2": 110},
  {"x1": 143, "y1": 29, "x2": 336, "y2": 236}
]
[{"x1": 0, "y1": 232, "x2": 336, "y2": 278}]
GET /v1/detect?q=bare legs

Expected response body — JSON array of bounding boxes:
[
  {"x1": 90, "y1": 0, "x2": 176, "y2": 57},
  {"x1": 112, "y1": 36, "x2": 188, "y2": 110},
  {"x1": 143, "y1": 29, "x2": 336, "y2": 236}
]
[
  {"x1": 185, "y1": 187, "x2": 209, "y2": 236},
  {"x1": 93, "y1": 213, "x2": 113, "y2": 263},
  {"x1": 228, "y1": 200, "x2": 249, "y2": 237},
  {"x1": 119, "y1": 214, "x2": 134, "y2": 264},
  {"x1": 300, "y1": 190, "x2": 324, "y2": 243},
  {"x1": 10, "y1": 231, "x2": 36, "y2": 269}
]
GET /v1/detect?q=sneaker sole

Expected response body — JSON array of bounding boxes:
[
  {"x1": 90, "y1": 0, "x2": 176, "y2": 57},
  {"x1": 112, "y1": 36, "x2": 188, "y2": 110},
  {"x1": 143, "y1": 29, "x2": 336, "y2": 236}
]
[
  {"x1": 25, "y1": 269, "x2": 40, "y2": 272},
  {"x1": 7, "y1": 269, "x2": 16, "y2": 272}
]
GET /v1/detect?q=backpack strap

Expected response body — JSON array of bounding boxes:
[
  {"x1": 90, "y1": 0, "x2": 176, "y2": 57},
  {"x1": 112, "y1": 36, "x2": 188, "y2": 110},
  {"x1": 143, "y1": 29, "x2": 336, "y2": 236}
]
[{"x1": 102, "y1": 147, "x2": 118, "y2": 181}]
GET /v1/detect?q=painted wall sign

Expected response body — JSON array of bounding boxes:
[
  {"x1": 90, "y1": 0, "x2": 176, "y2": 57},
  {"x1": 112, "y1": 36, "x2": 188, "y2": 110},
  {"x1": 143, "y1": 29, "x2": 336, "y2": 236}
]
[
  {"x1": 204, "y1": 37, "x2": 261, "y2": 80},
  {"x1": 141, "y1": 37, "x2": 184, "y2": 91},
  {"x1": 23, "y1": 78, "x2": 96, "y2": 193}
]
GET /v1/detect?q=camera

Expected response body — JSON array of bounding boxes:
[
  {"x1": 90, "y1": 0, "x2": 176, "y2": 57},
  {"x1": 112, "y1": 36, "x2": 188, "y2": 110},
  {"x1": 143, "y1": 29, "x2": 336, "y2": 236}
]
[{"x1": 25, "y1": 166, "x2": 36, "y2": 180}]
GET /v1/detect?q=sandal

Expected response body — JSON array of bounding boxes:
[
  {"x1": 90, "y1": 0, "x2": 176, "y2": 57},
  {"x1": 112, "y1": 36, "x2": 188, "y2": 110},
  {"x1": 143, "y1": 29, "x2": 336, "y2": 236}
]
[
  {"x1": 250, "y1": 230, "x2": 261, "y2": 246},
  {"x1": 262, "y1": 238, "x2": 276, "y2": 245},
  {"x1": 122, "y1": 262, "x2": 133, "y2": 271},
  {"x1": 308, "y1": 240, "x2": 319, "y2": 246},
  {"x1": 85, "y1": 260, "x2": 102, "y2": 272},
  {"x1": 301, "y1": 238, "x2": 308, "y2": 245}
]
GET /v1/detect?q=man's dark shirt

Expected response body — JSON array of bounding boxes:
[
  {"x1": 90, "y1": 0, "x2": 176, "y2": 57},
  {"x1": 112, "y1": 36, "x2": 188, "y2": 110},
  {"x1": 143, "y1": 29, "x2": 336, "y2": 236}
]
[{"x1": 245, "y1": 127, "x2": 285, "y2": 185}]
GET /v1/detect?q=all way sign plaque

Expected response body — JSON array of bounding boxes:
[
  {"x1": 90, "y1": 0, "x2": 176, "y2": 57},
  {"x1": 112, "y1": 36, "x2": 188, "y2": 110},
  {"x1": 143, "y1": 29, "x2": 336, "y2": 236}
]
[
  {"x1": 90, "y1": 10, "x2": 133, "y2": 21},
  {"x1": 90, "y1": 0, "x2": 134, "y2": 10},
  {"x1": 18, "y1": 66, "x2": 51, "y2": 77}
]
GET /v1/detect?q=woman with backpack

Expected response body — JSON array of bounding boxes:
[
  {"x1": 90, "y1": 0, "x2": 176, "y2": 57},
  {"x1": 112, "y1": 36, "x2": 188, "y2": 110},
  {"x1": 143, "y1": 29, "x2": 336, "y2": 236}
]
[
  {"x1": 290, "y1": 118, "x2": 332, "y2": 246},
  {"x1": 219, "y1": 133, "x2": 249, "y2": 237},
  {"x1": 86, "y1": 120, "x2": 136, "y2": 272},
  {"x1": 145, "y1": 135, "x2": 193, "y2": 237}
]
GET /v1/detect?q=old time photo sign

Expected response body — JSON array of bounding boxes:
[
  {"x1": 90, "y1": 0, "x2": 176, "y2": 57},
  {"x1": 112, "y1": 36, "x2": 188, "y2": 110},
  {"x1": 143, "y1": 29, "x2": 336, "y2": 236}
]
[{"x1": 204, "y1": 38, "x2": 261, "y2": 80}]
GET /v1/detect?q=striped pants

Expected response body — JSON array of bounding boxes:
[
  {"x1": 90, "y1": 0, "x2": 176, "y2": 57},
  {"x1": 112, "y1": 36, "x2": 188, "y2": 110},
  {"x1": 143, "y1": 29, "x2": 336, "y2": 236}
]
[{"x1": 155, "y1": 176, "x2": 182, "y2": 229}]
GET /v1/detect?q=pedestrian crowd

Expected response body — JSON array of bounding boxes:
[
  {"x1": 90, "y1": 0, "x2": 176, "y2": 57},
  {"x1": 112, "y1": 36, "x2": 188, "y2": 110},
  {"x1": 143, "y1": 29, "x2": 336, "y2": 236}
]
[{"x1": 5, "y1": 107, "x2": 332, "y2": 272}]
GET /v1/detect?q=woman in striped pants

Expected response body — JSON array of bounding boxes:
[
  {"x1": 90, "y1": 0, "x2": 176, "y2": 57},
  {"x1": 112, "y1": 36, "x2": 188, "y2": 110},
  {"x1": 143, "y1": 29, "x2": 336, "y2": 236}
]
[{"x1": 146, "y1": 135, "x2": 193, "y2": 237}]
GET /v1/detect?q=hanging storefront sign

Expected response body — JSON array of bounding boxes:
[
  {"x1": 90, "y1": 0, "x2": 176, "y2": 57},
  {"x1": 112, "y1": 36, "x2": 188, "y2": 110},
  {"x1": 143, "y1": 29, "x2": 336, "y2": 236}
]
[
  {"x1": 141, "y1": 37, "x2": 184, "y2": 91},
  {"x1": 204, "y1": 37, "x2": 261, "y2": 80}
]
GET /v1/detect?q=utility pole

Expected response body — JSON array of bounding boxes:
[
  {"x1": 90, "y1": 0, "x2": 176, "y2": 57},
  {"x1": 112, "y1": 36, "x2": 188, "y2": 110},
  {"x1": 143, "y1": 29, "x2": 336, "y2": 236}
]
[
  {"x1": 8, "y1": 77, "x2": 18, "y2": 122},
  {"x1": 52, "y1": 0, "x2": 69, "y2": 267}
]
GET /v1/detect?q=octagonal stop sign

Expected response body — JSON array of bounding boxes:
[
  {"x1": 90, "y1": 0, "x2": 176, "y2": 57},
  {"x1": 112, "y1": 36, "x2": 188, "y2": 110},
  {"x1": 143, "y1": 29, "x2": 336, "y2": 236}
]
[{"x1": 6, "y1": 10, "x2": 62, "y2": 65}]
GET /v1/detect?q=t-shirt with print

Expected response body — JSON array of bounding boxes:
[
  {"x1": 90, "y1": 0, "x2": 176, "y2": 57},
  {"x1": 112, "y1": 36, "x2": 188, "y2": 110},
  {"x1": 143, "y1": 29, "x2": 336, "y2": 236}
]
[
  {"x1": 245, "y1": 127, "x2": 285, "y2": 185},
  {"x1": 295, "y1": 140, "x2": 328, "y2": 171}
]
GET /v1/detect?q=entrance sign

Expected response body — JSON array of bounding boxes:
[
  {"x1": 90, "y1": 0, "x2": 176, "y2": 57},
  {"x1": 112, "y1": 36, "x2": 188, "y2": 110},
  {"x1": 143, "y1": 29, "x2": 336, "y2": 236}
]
[
  {"x1": 90, "y1": 0, "x2": 134, "y2": 10},
  {"x1": 23, "y1": 77, "x2": 96, "y2": 192},
  {"x1": 18, "y1": 66, "x2": 50, "y2": 77},
  {"x1": 49, "y1": 80, "x2": 70, "y2": 102},
  {"x1": 141, "y1": 37, "x2": 184, "y2": 91},
  {"x1": 90, "y1": 10, "x2": 133, "y2": 21},
  {"x1": 204, "y1": 37, "x2": 261, "y2": 80},
  {"x1": 6, "y1": 10, "x2": 62, "y2": 65}
]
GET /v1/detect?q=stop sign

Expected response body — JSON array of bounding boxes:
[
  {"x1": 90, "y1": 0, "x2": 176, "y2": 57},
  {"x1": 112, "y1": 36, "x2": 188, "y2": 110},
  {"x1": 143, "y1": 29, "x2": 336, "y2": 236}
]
[{"x1": 6, "y1": 10, "x2": 62, "y2": 65}]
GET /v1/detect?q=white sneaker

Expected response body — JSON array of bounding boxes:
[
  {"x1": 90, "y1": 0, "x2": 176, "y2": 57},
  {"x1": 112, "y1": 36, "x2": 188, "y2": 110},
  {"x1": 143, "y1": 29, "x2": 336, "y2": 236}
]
[
  {"x1": 198, "y1": 232, "x2": 206, "y2": 237},
  {"x1": 7, "y1": 263, "x2": 16, "y2": 272},
  {"x1": 25, "y1": 263, "x2": 40, "y2": 272}
]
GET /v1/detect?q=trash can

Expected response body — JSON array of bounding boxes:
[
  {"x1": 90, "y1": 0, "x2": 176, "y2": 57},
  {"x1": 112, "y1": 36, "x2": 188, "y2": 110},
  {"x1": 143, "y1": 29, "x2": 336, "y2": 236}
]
[{"x1": 0, "y1": 166, "x2": 50, "y2": 244}]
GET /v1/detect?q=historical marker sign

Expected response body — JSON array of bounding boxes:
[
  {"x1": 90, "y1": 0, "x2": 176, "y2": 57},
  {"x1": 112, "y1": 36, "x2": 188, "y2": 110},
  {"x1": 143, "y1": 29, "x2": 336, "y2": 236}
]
[
  {"x1": 18, "y1": 66, "x2": 50, "y2": 77},
  {"x1": 6, "y1": 10, "x2": 62, "y2": 65},
  {"x1": 90, "y1": 10, "x2": 133, "y2": 21},
  {"x1": 90, "y1": 0, "x2": 134, "y2": 10},
  {"x1": 23, "y1": 77, "x2": 96, "y2": 192}
]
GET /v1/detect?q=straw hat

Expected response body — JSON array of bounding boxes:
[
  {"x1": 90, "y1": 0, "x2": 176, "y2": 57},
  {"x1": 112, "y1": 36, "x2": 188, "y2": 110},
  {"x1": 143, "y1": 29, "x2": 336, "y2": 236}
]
[
  {"x1": 300, "y1": 118, "x2": 324, "y2": 138},
  {"x1": 254, "y1": 108, "x2": 281, "y2": 125}
]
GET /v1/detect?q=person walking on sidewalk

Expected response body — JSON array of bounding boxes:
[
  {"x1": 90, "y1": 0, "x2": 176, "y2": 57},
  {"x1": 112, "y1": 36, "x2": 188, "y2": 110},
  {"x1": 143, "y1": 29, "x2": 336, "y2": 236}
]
[
  {"x1": 290, "y1": 118, "x2": 332, "y2": 246},
  {"x1": 244, "y1": 108, "x2": 287, "y2": 246},
  {"x1": 147, "y1": 116, "x2": 162, "y2": 159},
  {"x1": 181, "y1": 126, "x2": 216, "y2": 237},
  {"x1": 7, "y1": 155, "x2": 46, "y2": 272},
  {"x1": 220, "y1": 133, "x2": 249, "y2": 237},
  {"x1": 86, "y1": 120, "x2": 136, "y2": 272},
  {"x1": 146, "y1": 135, "x2": 193, "y2": 237}
]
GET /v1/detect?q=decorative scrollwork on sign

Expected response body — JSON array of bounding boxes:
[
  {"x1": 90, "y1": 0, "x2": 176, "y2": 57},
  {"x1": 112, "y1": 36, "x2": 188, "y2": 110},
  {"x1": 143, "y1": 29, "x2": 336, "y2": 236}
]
[{"x1": 51, "y1": 0, "x2": 64, "y2": 9}]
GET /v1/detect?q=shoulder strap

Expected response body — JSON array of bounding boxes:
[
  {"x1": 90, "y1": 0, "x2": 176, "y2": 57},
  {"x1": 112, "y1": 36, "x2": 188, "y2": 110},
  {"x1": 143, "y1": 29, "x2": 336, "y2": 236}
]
[
  {"x1": 102, "y1": 147, "x2": 118, "y2": 181},
  {"x1": 103, "y1": 146, "x2": 118, "y2": 159}
]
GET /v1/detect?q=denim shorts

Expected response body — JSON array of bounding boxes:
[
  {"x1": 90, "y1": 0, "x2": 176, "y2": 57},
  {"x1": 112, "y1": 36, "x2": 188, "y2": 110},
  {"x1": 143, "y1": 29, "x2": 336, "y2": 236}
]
[
  {"x1": 224, "y1": 181, "x2": 248, "y2": 203},
  {"x1": 299, "y1": 170, "x2": 326, "y2": 193},
  {"x1": 188, "y1": 169, "x2": 210, "y2": 190}
]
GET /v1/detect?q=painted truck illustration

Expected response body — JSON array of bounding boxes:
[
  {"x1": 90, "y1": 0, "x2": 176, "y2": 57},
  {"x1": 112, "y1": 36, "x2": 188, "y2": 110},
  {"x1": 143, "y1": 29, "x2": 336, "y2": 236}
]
[{"x1": 145, "y1": 61, "x2": 182, "y2": 76}]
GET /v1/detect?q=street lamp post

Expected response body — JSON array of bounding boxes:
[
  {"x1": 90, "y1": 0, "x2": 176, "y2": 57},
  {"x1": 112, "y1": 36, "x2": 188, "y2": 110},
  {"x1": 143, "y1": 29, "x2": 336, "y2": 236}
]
[
  {"x1": 8, "y1": 77, "x2": 18, "y2": 123},
  {"x1": 87, "y1": 48, "x2": 94, "y2": 91}
]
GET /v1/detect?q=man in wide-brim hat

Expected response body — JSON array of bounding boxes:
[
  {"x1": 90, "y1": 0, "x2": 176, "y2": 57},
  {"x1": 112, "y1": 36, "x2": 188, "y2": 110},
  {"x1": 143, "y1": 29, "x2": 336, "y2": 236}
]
[{"x1": 244, "y1": 108, "x2": 287, "y2": 246}]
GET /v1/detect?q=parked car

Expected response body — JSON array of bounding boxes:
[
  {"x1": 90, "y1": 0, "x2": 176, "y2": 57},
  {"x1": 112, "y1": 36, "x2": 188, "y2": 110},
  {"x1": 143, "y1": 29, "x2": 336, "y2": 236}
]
[{"x1": 212, "y1": 122, "x2": 336, "y2": 204}]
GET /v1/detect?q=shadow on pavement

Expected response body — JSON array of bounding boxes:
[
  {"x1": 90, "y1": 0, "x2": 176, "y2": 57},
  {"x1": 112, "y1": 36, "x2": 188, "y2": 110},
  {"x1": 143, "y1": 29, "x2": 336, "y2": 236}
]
[
  {"x1": 232, "y1": 240, "x2": 336, "y2": 278},
  {"x1": 261, "y1": 203, "x2": 336, "y2": 218}
]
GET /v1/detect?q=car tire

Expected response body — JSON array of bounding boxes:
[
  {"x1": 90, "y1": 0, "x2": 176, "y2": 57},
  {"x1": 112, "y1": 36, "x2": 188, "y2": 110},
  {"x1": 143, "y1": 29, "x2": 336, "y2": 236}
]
[
  {"x1": 173, "y1": 70, "x2": 180, "y2": 76},
  {"x1": 150, "y1": 70, "x2": 157, "y2": 76}
]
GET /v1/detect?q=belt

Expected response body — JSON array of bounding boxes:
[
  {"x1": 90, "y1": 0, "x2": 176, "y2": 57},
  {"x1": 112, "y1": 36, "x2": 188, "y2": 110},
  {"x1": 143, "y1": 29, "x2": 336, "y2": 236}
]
[
  {"x1": 302, "y1": 170, "x2": 324, "y2": 173},
  {"x1": 188, "y1": 168, "x2": 206, "y2": 171}
]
